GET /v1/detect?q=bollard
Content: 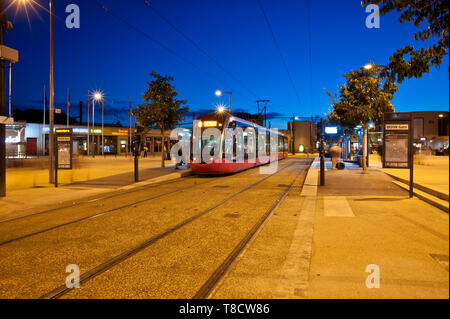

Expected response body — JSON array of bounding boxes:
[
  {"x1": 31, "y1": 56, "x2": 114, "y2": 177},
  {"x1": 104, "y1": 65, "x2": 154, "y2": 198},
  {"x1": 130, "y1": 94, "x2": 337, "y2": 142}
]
[{"x1": 134, "y1": 152, "x2": 139, "y2": 182}]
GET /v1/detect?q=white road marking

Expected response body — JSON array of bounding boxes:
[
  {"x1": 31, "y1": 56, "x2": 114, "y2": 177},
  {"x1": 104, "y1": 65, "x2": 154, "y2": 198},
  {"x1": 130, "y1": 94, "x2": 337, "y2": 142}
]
[{"x1": 323, "y1": 196, "x2": 355, "y2": 217}]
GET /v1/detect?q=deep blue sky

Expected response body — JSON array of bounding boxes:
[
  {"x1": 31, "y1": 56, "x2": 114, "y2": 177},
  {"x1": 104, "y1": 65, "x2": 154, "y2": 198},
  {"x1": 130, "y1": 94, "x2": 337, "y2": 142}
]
[{"x1": 5, "y1": 0, "x2": 449, "y2": 129}]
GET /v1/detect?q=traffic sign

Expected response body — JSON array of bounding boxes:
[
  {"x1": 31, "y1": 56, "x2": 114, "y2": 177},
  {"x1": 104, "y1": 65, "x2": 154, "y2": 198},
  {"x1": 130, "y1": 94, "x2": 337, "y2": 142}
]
[{"x1": 0, "y1": 45, "x2": 19, "y2": 63}]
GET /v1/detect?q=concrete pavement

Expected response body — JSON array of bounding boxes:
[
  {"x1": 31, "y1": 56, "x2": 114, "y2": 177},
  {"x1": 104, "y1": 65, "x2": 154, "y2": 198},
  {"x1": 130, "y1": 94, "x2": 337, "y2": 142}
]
[
  {"x1": 370, "y1": 154, "x2": 449, "y2": 212},
  {"x1": 210, "y1": 158, "x2": 448, "y2": 299},
  {"x1": 371, "y1": 154, "x2": 449, "y2": 198},
  {"x1": 309, "y1": 161, "x2": 448, "y2": 298},
  {"x1": 5, "y1": 156, "x2": 174, "y2": 191}
]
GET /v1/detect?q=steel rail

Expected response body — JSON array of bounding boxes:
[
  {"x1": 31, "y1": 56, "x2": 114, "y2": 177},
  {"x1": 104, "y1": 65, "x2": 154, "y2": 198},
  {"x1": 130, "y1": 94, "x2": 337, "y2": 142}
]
[
  {"x1": 39, "y1": 160, "x2": 298, "y2": 299},
  {"x1": 193, "y1": 163, "x2": 310, "y2": 299},
  {"x1": 0, "y1": 174, "x2": 197, "y2": 225},
  {"x1": 0, "y1": 164, "x2": 269, "y2": 246}
]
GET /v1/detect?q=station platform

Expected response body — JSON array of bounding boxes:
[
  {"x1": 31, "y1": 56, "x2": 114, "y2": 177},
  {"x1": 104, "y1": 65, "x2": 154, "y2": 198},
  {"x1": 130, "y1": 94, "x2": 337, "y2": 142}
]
[{"x1": 212, "y1": 158, "x2": 449, "y2": 299}]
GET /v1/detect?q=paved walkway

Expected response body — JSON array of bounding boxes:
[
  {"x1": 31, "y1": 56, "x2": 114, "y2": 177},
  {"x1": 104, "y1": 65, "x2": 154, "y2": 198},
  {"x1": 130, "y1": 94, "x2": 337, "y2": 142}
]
[
  {"x1": 0, "y1": 157, "x2": 190, "y2": 221},
  {"x1": 201, "y1": 158, "x2": 448, "y2": 298},
  {"x1": 5, "y1": 156, "x2": 173, "y2": 191},
  {"x1": 309, "y1": 159, "x2": 449, "y2": 298},
  {"x1": 370, "y1": 154, "x2": 449, "y2": 198}
]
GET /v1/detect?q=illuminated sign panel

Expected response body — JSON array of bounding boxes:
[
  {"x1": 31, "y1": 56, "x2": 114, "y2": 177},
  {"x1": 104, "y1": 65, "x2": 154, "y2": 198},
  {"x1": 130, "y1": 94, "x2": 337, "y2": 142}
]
[
  {"x1": 55, "y1": 128, "x2": 73, "y2": 170},
  {"x1": 325, "y1": 127, "x2": 338, "y2": 134},
  {"x1": 383, "y1": 113, "x2": 411, "y2": 169},
  {"x1": 385, "y1": 124, "x2": 409, "y2": 130},
  {"x1": 203, "y1": 121, "x2": 218, "y2": 127},
  {"x1": 299, "y1": 144, "x2": 305, "y2": 152},
  {"x1": 5, "y1": 136, "x2": 20, "y2": 144}
]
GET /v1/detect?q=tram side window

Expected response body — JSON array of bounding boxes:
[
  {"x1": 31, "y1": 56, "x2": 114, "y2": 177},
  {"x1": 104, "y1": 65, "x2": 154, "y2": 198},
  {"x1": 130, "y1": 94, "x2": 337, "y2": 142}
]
[
  {"x1": 278, "y1": 135, "x2": 283, "y2": 153},
  {"x1": 237, "y1": 121, "x2": 254, "y2": 159}
]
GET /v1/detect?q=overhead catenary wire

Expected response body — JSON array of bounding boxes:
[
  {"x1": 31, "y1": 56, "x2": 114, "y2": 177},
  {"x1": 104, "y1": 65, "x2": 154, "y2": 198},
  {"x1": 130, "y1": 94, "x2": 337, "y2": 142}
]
[
  {"x1": 141, "y1": 0, "x2": 260, "y2": 100},
  {"x1": 89, "y1": 0, "x2": 253, "y2": 103},
  {"x1": 256, "y1": 0, "x2": 302, "y2": 109}
]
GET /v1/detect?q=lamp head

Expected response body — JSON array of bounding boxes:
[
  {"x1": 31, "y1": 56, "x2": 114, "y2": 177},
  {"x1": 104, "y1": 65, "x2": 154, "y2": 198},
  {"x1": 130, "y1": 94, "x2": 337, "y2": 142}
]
[{"x1": 94, "y1": 92, "x2": 103, "y2": 101}]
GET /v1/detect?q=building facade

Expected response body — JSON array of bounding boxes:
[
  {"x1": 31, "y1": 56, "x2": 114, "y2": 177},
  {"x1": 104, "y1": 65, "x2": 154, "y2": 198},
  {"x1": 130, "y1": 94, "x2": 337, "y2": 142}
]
[
  {"x1": 285, "y1": 121, "x2": 317, "y2": 153},
  {"x1": 411, "y1": 111, "x2": 449, "y2": 152},
  {"x1": 4, "y1": 122, "x2": 183, "y2": 158}
]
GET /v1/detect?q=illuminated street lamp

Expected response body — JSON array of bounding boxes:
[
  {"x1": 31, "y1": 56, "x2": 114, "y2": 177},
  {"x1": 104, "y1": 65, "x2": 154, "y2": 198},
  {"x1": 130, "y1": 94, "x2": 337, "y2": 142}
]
[
  {"x1": 217, "y1": 105, "x2": 225, "y2": 113},
  {"x1": 9, "y1": 0, "x2": 56, "y2": 183},
  {"x1": 215, "y1": 90, "x2": 232, "y2": 112},
  {"x1": 364, "y1": 63, "x2": 373, "y2": 70},
  {"x1": 92, "y1": 91, "x2": 104, "y2": 156}
]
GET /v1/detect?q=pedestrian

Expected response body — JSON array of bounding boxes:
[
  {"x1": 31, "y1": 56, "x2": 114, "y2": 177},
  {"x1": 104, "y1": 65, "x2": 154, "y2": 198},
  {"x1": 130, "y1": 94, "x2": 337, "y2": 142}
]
[
  {"x1": 329, "y1": 143, "x2": 342, "y2": 170},
  {"x1": 144, "y1": 145, "x2": 148, "y2": 158},
  {"x1": 163, "y1": 144, "x2": 168, "y2": 160}
]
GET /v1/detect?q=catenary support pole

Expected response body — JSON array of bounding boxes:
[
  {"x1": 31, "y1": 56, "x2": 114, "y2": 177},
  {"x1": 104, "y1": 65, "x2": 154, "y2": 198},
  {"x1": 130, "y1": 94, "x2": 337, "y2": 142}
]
[
  {"x1": 320, "y1": 118, "x2": 325, "y2": 186},
  {"x1": 49, "y1": 0, "x2": 55, "y2": 184},
  {"x1": 0, "y1": 0, "x2": 6, "y2": 197}
]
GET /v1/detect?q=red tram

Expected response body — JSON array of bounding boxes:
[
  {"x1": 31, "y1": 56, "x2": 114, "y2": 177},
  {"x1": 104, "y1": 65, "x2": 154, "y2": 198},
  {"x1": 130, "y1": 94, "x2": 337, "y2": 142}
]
[{"x1": 190, "y1": 113, "x2": 288, "y2": 175}]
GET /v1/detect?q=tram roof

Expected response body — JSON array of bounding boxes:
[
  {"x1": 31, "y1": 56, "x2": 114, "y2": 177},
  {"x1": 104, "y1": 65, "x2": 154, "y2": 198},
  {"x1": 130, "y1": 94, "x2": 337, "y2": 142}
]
[{"x1": 195, "y1": 113, "x2": 286, "y2": 137}]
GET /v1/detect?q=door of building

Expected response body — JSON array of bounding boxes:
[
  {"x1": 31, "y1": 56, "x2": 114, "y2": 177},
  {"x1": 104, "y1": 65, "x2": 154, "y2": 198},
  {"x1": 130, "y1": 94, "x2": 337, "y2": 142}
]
[{"x1": 26, "y1": 138, "x2": 37, "y2": 156}]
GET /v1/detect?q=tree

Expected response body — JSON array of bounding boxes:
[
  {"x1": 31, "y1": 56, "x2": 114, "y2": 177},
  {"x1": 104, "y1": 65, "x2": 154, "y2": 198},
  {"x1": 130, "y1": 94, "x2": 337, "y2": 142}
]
[
  {"x1": 362, "y1": 0, "x2": 449, "y2": 83},
  {"x1": 325, "y1": 64, "x2": 398, "y2": 170},
  {"x1": 133, "y1": 71, "x2": 189, "y2": 168}
]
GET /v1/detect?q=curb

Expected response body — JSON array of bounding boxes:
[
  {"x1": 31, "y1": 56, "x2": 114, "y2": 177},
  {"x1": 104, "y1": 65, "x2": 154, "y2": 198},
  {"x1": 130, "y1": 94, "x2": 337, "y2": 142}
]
[
  {"x1": 274, "y1": 157, "x2": 318, "y2": 298},
  {"x1": 392, "y1": 180, "x2": 449, "y2": 213},
  {"x1": 119, "y1": 169, "x2": 192, "y2": 190},
  {"x1": 383, "y1": 172, "x2": 449, "y2": 202}
]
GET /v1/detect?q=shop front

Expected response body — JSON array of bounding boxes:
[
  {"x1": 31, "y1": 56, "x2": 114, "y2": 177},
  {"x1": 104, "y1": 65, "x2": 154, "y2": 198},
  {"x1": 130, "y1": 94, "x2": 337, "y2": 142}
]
[
  {"x1": 5, "y1": 122, "x2": 26, "y2": 158},
  {"x1": 42, "y1": 126, "x2": 130, "y2": 156}
]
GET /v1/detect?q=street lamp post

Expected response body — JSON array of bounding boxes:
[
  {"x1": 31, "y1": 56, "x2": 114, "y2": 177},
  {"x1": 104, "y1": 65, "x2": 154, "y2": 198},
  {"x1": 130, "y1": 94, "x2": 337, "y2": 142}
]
[
  {"x1": 101, "y1": 96, "x2": 104, "y2": 156},
  {"x1": 215, "y1": 90, "x2": 232, "y2": 112},
  {"x1": 87, "y1": 91, "x2": 90, "y2": 156},
  {"x1": 0, "y1": 0, "x2": 6, "y2": 196},
  {"x1": 92, "y1": 95, "x2": 95, "y2": 158},
  {"x1": 8, "y1": 62, "x2": 12, "y2": 117},
  {"x1": 2, "y1": 0, "x2": 54, "y2": 185},
  {"x1": 93, "y1": 92, "x2": 103, "y2": 157},
  {"x1": 49, "y1": 0, "x2": 55, "y2": 183}
]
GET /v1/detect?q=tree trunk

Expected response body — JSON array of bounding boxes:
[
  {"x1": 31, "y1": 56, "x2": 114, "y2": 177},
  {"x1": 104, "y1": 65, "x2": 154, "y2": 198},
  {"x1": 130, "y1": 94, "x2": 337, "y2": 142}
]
[
  {"x1": 343, "y1": 135, "x2": 347, "y2": 160},
  {"x1": 362, "y1": 124, "x2": 367, "y2": 171},
  {"x1": 161, "y1": 126, "x2": 165, "y2": 168}
]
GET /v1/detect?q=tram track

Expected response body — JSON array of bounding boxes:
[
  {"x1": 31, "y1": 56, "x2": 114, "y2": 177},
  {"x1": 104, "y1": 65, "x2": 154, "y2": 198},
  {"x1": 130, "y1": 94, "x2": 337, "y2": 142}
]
[
  {"x1": 38, "y1": 160, "x2": 301, "y2": 299},
  {"x1": 0, "y1": 162, "x2": 287, "y2": 247},
  {"x1": 0, "y1": 173, "x2": 203, "y2": 225},
  {"x1": 193, "y1": 167, "x2": 308, "y2": 299}
]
